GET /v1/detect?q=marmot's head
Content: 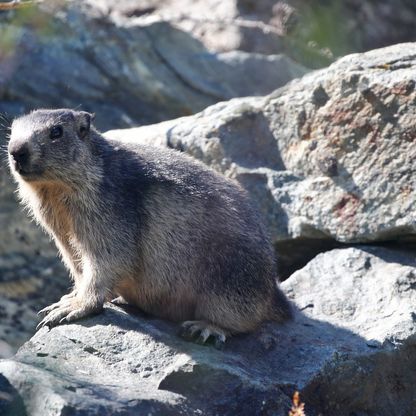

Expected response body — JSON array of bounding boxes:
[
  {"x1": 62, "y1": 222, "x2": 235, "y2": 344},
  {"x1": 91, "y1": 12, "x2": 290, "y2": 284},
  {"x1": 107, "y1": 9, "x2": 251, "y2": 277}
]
[{"x1": 8, "y1": 109, "x2": 94, "y2": 182}]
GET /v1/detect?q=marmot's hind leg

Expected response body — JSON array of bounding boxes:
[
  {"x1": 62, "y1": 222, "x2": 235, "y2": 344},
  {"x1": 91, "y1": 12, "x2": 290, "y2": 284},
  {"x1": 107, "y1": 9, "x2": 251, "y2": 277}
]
[{"x1": 179, "y1": 320, "x2": 228, "y2": 349}]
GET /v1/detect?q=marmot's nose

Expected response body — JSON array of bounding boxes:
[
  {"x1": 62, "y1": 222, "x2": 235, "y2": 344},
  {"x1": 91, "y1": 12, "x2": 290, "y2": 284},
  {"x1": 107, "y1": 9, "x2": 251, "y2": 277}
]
[{"x1": 10, "y1": 144, "x2": 30, "y2": 171}]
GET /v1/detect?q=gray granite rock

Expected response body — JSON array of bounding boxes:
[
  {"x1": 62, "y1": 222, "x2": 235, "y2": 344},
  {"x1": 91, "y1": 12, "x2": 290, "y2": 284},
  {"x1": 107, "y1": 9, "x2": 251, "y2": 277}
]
[
  {"x1": 90, "y1": 0, "x2": 290, "y2": 56},
  {"x1": 1, "y1": 246, "x2": 415, "y2": 415},
  {"x1": 107, "y1": 43, "x2": 416, "y2": 244},
  {"x1": 93, "y1": 0, "x2": 416, "y2": 69},
  {"x1": 0, "y1": 0, "x2": 307, "y2": 130}
]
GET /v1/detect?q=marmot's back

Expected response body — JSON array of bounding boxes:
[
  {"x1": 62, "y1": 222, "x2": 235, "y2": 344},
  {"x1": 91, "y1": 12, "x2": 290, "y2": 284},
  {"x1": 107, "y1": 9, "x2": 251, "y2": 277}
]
[
  {"x1": 100, "y1": 140, "x2": 291, "y2": 331},
  {"x1": 9, "y1": 109, "x2": 292, "y2": 347}
]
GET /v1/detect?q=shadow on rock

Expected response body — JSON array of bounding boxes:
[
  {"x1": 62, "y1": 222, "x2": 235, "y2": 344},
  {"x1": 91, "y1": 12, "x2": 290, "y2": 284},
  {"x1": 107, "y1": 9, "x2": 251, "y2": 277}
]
[{"x1": 0, "y1": 373, "x2": 26, "y2": 416}]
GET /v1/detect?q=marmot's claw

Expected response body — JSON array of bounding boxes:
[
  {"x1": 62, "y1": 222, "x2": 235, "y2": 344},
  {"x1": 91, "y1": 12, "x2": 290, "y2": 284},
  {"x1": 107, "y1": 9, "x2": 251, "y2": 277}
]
[
  {"x1": 214, "y1": 338, "x2": 225, "y2": 350},
  {"x1": 110, "y1": 296, "x2": 128, "y2": 306},
  {"x1": 36, "y1": 306, "x2": 73, "y2": 330},
  {"x1": 36, "y1": 300, "x2": 103, "y2": 331},
  {"x1": 179, "y1": 320, "x2": 227, "y2": 349},
  {"x1": 37, "y1": 302, "x2": 62, "y2": 316},
  {"x1": 38, "y1": 292, "x2": 78, "y2": 316}
]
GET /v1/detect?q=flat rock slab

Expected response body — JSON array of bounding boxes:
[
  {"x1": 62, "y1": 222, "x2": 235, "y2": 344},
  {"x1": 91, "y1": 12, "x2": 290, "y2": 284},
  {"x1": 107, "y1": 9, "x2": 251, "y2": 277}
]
[{"x1": 1, "y1": 246, "x2": 415, "y2": 415}]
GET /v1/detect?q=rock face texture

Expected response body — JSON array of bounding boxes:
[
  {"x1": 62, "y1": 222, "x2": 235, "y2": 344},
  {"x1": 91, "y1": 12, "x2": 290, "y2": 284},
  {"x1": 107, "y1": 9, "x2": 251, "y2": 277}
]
[
  {"x1": 0, "y1": 0, "x2": 307, "y2": 130},
  {"x1": 93, "y1": 0, "x2": 416, "y2": 67},
  {"x1": 1, "y1": 247, "x2": 415, "y2": 416},
  {"x1": 107, "y1": 43, "x2": 416, "y2": 246},
  {"x1": 94, "y1": 0, "x2": 290, "y2": 57}
]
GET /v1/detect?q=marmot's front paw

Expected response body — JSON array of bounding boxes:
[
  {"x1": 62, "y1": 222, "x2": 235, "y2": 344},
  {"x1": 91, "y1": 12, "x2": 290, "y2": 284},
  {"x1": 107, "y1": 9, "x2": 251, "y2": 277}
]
[
  {"x1": 36, "y1": 296, "x2": 103, "y2": 330},
  {"x1": 37, "y1": 291, "x2": 77, "y2": 317},
  {"x1": 179, "y1": 320, "x2": 228, "y2": 349}
]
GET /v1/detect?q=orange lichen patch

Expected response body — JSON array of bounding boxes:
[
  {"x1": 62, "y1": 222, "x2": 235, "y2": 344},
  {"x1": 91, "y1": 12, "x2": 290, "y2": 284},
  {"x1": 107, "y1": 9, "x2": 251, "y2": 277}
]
[
  {"x1": 374, "y1": 63, "x2": 391, "y2": 70},
  {"x1": 327, "y1": 98, "x2": 372, "y2": 127},
  {"x1": 300, "y1": 121, "x2": 312, "y2": 141},
  {"x1": 334, "y1": 193, "x2": 360, "y2": 221},
  {"x1": 402, "y1": 128, "x2": 416, "y2": 142},
  {"x1": 327, "y1": 106, "x2": 355, "y2": 126},
  {"x1": 400, "y1": 185, "x2": 412, "y2": 197},
  {"x1": 391, "y1": 80, "x2": 415, "y2": 96},
  {"x1": 288, "y1": 391, "x2": 306, "y2": 416}
]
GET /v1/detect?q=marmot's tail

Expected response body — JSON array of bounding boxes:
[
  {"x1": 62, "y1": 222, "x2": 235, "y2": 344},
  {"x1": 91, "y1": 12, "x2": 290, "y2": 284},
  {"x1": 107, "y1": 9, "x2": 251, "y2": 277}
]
[{"x1": 272, "y1": 285, "x2": 293, "y2": 322}]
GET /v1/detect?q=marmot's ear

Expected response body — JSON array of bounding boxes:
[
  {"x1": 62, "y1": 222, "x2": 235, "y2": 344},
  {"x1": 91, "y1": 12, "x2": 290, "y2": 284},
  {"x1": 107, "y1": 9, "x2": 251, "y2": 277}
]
[{"x1": 77, "y1": 111, "x2": 95, "y2": 139}]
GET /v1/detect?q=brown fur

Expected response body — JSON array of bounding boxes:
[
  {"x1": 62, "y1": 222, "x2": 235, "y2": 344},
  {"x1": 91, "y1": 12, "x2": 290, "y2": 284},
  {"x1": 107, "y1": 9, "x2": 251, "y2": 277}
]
[{"x1": 8, "y1": 109, "x2": 292, "y2": 346}]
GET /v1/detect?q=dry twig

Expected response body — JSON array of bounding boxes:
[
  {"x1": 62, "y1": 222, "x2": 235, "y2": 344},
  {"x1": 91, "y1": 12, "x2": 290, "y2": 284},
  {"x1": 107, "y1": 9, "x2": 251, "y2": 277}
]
[{"x1": 288, "y1": 391, "x2": 306, "y2": 416}]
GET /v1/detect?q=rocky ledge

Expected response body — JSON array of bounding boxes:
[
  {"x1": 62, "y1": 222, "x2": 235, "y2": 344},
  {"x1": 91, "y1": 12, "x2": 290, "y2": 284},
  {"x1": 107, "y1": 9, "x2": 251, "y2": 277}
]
[
  {"x1": 107, "y1": 42, "x2": 416, "y2": 248},
  {"x1": 1, "y1": 246, "x2": 415, "y2": 416}
]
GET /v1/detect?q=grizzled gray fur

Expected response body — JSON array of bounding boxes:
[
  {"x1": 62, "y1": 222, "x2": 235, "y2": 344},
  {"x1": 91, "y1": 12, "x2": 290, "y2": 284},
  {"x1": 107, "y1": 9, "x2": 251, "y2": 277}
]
[{"x1": 8, "y1": 109, "x2": 292, "y2": 346}]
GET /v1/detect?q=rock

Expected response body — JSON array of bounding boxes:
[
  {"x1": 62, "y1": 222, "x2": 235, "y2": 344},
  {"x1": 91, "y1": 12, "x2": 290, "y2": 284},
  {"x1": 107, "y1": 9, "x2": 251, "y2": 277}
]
[
  {"x1": 0, "y1": 255, "x2": 68, "y2": 358},
  {"x1": 106, "y1": 43, "x2": 416, "y2": 245},
  {"x1": 95, "y1": 0, "x2": 416, "y2": 68},
  {"x1": 283, "y1": 246, "x2": 416, "y2": 345},
  {"x1": 1, "y1": 246, "x2": 415, "y2": 415},
  {"x1": 283, "y1": 246, "x2": 416, "y2": 415},
  {"x1": 0, "y1": 0, "x2": 307, "y2": 130},
  {"x1": 91, "y1": 0, "x2": 290, "y2": 56}
]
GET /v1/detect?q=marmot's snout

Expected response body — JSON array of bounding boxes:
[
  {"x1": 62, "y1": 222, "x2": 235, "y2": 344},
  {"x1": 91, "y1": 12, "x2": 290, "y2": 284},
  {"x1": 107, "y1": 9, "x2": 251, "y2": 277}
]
[{"x1": 9, "y1": 141, "x2": 31, "y2": 175}]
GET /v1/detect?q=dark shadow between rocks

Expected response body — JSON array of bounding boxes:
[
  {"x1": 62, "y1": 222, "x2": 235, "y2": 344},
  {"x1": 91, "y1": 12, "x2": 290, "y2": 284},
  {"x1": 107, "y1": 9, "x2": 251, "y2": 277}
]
[
  {"x1": 357, "y1": 242, "x2": 416, "y2": 267},
  {"x1": 276, "y1": 238, "x2": 345, "y2": 280},
  {"x1": 0, "y1": 373, "x2": 26, "y2": 416},
  {"x1": 277, "y1": 239, "x2": 416, "y2": 281}
]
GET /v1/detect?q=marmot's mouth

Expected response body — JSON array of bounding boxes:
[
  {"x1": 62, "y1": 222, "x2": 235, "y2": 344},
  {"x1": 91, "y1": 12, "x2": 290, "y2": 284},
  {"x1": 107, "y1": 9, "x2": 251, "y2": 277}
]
[
  {"x1": 11, "y1": 160, "x2": 28, "y2": 175},
  {"x1": 17, "y1": 169, "x2": 31, "y2": 176},
  {"x1": 11, "y1": 160, "x2": 38, "y2": 179}
]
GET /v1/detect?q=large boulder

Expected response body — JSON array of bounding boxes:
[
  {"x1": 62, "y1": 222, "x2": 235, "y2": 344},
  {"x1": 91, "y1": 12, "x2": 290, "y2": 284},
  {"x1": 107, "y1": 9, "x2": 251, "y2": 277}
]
[
  {"x1": 94, "y1": 0, "x2": 291, "y2": 57},
  {"x1": 95, "y1": 0, "x2": 416, "y2": 67},
  {"x1": 0, "y1": 0, "x2": 307, "y2": 130},
  {"x1": 107, "y1": 42, "x2": 416, "y2": 246},
  {"x1": 1, "y1": 246, "x2": 415, "y2": 415}
]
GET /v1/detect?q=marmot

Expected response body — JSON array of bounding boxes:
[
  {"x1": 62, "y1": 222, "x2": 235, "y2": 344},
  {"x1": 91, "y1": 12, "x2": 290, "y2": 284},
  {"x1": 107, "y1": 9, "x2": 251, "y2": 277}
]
[{"x1": 8, "y1": 109, "x2": 292, "y2": 347}]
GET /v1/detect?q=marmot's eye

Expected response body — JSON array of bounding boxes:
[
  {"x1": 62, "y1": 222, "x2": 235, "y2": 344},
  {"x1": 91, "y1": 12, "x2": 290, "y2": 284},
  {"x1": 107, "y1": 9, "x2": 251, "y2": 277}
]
[{"x1": 50, "y1": 125, "x2": 63, "y2": 140}]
